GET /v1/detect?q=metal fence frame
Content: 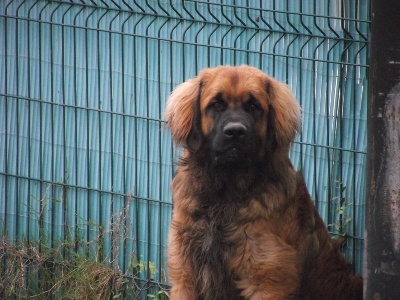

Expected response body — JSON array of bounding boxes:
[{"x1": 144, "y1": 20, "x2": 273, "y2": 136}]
[{"x1": 1, "y1": 0, "x2": 370, "y2": 298}]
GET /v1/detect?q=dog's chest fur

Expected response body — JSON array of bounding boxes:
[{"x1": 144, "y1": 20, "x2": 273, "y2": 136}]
[{"x1": 186, "y1": 198, "x2": 245, "y2": 300}]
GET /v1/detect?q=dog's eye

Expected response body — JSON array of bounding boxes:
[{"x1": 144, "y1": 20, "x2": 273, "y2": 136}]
[
  {"x1": 245, "y1": 99, "x2": 262, "y2": 112},
  {"x1": 209, "y1": 100, "x2": 225, "y2": 111},
  {"x1": 248, "y1": 103, "x2": 258, "y2": 110},
  {"x1": 213, "y1": 102, "x2": 223, "y2": 110}
]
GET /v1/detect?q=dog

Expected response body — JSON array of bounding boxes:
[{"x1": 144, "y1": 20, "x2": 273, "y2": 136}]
[{"x1": 165, "y1": 65, "x2": 363, "y2": 299}]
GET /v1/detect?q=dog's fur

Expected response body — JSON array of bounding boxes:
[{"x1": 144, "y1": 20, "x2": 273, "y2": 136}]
[{"x1": 165, "y1": 65, "x2": 362, "y2": 300}]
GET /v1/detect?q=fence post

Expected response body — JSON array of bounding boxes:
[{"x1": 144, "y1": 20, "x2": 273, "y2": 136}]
[{"x1": 365, "y1": 0, "x2": 400, "y2": 299}]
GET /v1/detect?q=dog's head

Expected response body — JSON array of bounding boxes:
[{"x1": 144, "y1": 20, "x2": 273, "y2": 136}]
[{"x1": 165, "y1": 65, "x2": 300, "y2": 166}]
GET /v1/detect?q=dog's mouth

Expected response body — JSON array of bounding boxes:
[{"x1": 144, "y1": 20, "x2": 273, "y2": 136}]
[{"x1": 213, "y1": 146, "x2": 250, "y2": 166}]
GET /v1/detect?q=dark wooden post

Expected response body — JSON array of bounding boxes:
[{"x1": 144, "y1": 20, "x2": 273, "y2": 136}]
[{"x1": 365, "y1": 0, "x2": 400, "y2": 299}]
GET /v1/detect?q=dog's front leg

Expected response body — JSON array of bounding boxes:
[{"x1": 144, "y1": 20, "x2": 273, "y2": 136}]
[
  {"x1": 169, "y1": 283, "x2": 196, "y2": 300},
  {"x1": 167, "y1": 226, "x2": 197, "y2": 300},
  {"x1": 233, "y1": 232, "x2": 300, "y2": 300},
  {"x1": 168, "y1": 254, "x2": 197, "y2": 300}
]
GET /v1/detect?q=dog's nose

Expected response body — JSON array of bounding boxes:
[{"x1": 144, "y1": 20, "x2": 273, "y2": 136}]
[{"x1": 223, "y1": 122, "x2": 247, "y2": 139}]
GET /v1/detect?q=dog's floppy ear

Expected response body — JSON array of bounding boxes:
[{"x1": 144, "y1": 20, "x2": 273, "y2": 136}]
[
  {"x1": 164, "y1": 77, "x2": 203, "y2": 150},
  {"x1": 266, "y1": 78, "x2": 301, "y2": 148}
]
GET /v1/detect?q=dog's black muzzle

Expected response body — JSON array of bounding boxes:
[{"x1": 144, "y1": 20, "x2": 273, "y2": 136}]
[{"x1": 211, "y1": 111, "x2": 258, "y2": 166}]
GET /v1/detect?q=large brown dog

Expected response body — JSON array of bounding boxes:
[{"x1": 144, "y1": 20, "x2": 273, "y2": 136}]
[{"x1": 165, "y1": 65, "x2": 362, "y2": 300}]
